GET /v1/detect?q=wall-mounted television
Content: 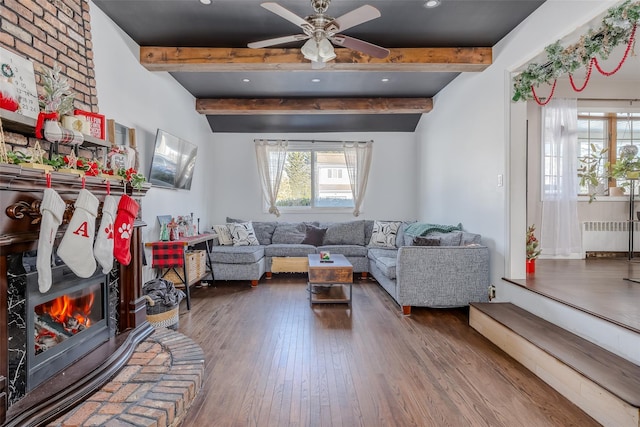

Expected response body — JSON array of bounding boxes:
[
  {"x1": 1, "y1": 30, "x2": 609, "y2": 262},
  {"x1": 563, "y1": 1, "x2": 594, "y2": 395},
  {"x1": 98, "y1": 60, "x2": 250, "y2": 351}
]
[{"x1": 148, "y1": 129, "x2": 197, "y2": 190}]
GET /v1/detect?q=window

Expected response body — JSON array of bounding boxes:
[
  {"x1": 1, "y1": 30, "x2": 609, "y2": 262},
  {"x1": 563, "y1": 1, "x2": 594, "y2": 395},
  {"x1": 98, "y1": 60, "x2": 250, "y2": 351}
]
[
  {"x1": 276, "y1": 147, "x2": 354, "y2": 209},
  {"x1": 575, "y1": 112, "x2": 640, "y2": 196}
]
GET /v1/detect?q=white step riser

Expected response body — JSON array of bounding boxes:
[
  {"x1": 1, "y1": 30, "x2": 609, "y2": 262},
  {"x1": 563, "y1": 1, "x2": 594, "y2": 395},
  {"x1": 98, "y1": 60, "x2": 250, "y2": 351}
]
[{"x1": 470, "y1": 307, "x2": 640, "y2": 427}]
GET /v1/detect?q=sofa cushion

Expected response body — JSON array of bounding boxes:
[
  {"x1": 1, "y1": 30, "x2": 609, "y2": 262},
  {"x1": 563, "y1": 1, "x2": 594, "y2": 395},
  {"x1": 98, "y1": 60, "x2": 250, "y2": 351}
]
[
  {"x1": 228, "y1": 221, "x2": 259, "y2": 246},
  {"x1": 271, "y1": 222, "x2": 306, "y2": 244},
  {"x1": 369, "y1": 220, "x2": 402, "y2": 248},
  {"x1": 461, "y1": 232, "x2": 482, "y2": 245},
  {"x1": 428, "y1": 231, "x2": 462, "y2": 246},
  {"x1": 396, "y1": 221, "x2": 415, "y2": 247},
  {"x1": 375, "y1": 256, "x2": 397, "y2": 280},
  {"x1": 252, "y1": 221, "x2": 277, "y2": 245},
  {"x1": 367, "y1": 247, "x2": 399, "y2": 262},
  {"x1": 210, "y1": 245, "x2": 264, "y2": 264},
  {"x1": 317, "y1": 244, "x2": 368, "y2": 257},
  {"x1": 301, "y1": 225, "x2": 327, "y2": 246},
  {"x1": 264, "y1": 244, "x2": 317, "y2": 257},
  {"x1": 322, "y1": 220, "x2": 365, "y2": 246},
  {"x1": 212, "y1": 224, "x2": 233, "y2": 246}
]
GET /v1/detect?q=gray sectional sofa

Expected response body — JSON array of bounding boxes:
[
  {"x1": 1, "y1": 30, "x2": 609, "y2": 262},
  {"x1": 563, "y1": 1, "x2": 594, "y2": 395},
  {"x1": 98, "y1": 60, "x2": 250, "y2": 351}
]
[{"x1": 208, "y1": 219, "x2": 490, "y2": 314}]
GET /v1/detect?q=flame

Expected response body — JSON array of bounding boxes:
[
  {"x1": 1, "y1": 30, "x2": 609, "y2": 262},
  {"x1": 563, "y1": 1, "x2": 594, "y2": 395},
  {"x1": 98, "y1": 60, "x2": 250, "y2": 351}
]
[{"x1": 37, "y1": 292, "x2": 95, "y2": 329}]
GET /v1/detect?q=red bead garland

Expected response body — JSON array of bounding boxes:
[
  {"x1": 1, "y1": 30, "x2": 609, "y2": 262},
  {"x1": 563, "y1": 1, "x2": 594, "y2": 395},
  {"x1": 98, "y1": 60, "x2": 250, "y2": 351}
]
[
  {"x1": 569, "y1": 57, "x2": 595, "y2": 92},
  {"x1": 531, "y1": 79, "x2": 557, "y2": 106},
  {"x1": 529, "y1": 23, "x2": 637, "y2": 105},
  {"x1": 594, "y1": 24, "x2": 636, "y2": 76}
]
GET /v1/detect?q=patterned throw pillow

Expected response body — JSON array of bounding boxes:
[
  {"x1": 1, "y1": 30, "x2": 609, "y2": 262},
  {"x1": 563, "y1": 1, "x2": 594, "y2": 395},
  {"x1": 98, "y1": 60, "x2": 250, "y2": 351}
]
[
  {"x1": 212, "y1": 224, "x2": 233, "y2": 246},
  {"x1": 369, "y1": 220, "x2": 402, "y2": 248},
  {"x1": 227, "y1": 222, "x2": 259, "y2": 246}
]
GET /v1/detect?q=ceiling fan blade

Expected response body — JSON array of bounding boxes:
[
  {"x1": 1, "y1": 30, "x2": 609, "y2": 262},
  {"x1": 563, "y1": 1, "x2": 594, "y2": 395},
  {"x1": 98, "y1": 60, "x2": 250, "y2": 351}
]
[
  {"x1": 331, "y1": 35, "x2": 389, "y2": 59},
  {"x1": 248, "y1": 34, "x2": 309, "y2": 49},
  {"x1": 329, "y1": 5, "x2": 381, "y2": 33},
  {"x1": 261, "y1": 2, "x2": 309, "y2": 28}
]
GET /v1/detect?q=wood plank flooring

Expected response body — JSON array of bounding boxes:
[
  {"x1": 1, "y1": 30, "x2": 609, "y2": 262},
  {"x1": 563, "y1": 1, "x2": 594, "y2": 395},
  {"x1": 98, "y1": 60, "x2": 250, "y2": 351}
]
[
  {"x1": 177, "y1": 275, "x2": 599, "y2": 427},
  {"x1": 504, "y1": 258, "x2": 640, "y2": 333}
]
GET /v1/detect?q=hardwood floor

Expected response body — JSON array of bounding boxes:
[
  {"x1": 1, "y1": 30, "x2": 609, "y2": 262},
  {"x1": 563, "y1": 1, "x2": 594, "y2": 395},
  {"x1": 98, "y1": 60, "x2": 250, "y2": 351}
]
[
  {"x1": 504, "y1": 258, "x2": 640, "y2": 333},
  {"x1": 177, "y1": 275, "x2": 599, "y2": 427}
]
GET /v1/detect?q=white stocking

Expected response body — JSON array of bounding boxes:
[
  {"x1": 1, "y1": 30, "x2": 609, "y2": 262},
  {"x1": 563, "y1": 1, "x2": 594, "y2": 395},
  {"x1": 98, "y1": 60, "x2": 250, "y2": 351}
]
[
  {"x1": 58, "y1": 189, "x2": 99, "y2": 278},
  {"x1": 36, "y1": 188, "x2": 66, "y2": 293}
]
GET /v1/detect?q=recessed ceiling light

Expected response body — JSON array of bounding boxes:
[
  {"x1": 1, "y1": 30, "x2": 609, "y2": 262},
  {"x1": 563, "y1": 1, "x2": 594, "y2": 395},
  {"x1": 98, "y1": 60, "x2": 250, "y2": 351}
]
[
  {"x1": 424, "y1": 0, "x2": 441, "y2": 8},
  {"x1": 199, "y1": 0, "x2": 212, "y2": 5},
  {"x1": 311, "y1": 78, "x2": 321, "y2": 82},
  {"x1": 242, "y1": 78, "x2": 250, "y2": 82},
  {"x1": 381, "y1": 78, "x2": 389, "y2": 82}
]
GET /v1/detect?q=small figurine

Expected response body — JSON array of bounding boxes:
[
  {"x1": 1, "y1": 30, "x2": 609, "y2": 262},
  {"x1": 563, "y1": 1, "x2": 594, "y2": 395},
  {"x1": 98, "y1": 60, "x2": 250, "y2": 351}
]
[{"x1": 167, "y1": 218, "x2": 179, "y2": 241}]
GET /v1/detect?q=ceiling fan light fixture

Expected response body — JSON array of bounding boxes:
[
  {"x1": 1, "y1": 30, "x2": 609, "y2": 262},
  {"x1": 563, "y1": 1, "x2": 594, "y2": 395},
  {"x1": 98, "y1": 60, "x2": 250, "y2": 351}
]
[
  {"x1": 424, "y1": 0, "x2": 441, "y2": 8},
  {"x1": 301, "y1": 38, "x2": 319, "y2": 62},
  {"x1": 318, "y1": 38, "x2": 336, "y2": 62}
]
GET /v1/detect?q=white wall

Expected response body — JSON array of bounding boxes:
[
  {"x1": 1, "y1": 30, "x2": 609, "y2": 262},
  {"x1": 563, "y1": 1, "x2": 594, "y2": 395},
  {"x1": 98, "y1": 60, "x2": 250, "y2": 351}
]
[
  {"x1": 90, "y1": 2, "x2": 214, "y2": 279},
  {"x1": 90, "y1": 2, "x2": 418, "y2": 277},
  {"x1": 415, "y1": 0, "x2": 617, "y2": 288},
  {"x1": 207, "y1": 132, "x2": 417, "y2": 225}
]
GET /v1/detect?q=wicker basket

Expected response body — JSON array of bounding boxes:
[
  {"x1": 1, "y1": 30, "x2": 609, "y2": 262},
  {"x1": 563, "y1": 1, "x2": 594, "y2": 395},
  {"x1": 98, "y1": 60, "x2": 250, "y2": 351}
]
[
  {"x1": 144, "y1": 295, "x2": 179, "y2": 330},
  {"x1": 163, "y1": 250, "x2": 206, "y2": 286}
]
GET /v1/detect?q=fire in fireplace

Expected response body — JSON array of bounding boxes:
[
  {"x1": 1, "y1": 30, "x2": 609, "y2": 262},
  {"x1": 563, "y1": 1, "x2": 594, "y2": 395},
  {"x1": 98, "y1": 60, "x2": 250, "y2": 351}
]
[
  {"x1": 34, "y1": 282, "x2": 100, "y2": 356},
  {"x1": 25, "y1": 266, "x2": 110, "y2": 393}
]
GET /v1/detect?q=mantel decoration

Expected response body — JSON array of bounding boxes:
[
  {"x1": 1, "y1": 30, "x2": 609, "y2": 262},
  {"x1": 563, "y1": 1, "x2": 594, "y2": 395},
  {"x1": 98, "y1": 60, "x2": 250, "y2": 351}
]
[
  {"x1": 512, "y1": 0, "x2": 640, "y2": 105},
  {"x1": 526, "y1": 224, "x2": 541, "y2": 274},
  {"x1": 35, "y1": 63, "x2": 83, "y2": 145}
]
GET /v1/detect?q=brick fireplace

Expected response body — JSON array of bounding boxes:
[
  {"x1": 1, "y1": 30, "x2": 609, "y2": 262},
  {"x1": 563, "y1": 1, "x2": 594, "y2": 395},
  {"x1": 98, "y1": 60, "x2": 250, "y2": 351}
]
[{"x1": 0, "y1": 164, "x2": 152, "y2": 426}]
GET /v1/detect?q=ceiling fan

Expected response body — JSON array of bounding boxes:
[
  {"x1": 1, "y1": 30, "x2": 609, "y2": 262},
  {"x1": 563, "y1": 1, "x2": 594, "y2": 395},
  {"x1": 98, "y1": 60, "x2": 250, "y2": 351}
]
[{"x1": 247, "y1": 0, "x2": 389, "y2": 67}]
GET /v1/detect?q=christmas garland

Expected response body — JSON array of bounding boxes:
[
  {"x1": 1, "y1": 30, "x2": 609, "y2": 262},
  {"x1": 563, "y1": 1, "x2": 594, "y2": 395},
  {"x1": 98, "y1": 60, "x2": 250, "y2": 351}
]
[{"x1": 512, "y1": 0, "x2": 640, "y2": 104}]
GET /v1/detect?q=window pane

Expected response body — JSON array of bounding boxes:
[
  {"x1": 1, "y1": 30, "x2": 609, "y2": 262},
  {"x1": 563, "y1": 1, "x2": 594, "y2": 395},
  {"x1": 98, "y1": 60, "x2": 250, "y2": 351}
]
[
  {"x1": 314, "y1": 151, "x2": 354, "y2": 208},
  {"x1": 576, "y1": 116, "x2": 608, "y2": 195},
  {"x1": 277, "y1": 151, "x2": 311, "y2": 207}
]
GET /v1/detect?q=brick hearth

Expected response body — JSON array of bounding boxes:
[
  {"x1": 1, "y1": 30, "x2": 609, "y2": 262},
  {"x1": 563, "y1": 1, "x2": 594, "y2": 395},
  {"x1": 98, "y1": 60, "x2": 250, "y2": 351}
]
[{"x1": 47, "y1": 328, "x2": 204, "y2": 427}]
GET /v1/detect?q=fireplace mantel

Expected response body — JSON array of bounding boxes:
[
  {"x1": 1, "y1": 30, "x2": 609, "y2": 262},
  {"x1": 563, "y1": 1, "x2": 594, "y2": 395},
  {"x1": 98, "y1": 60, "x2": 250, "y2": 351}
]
[{"x1": 0, "y1": 164, "x2": 152, "y2": 426}]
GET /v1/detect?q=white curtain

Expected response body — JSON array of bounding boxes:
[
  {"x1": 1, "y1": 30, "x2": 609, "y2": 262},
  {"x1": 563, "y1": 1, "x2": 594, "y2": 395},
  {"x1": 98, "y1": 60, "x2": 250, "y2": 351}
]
[
  {"x1": 255, "y1": 139, "x2": 288, "y2": 217},
  {"x1": 540, "y1": 98, "x2": 582, "y2": 256},
  {"x1": 344, "y1": 141, "x2": 373, "y2": 217}
]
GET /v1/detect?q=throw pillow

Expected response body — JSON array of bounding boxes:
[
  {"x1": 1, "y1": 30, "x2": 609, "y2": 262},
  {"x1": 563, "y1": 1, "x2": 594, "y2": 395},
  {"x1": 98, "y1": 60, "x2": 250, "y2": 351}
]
[
  {"x1": 301, "y1": 225, "x2": 327, "y2": 246},
  {"x1": 369, "y1": 220, "x2": 402, "y2": 248},
  {"x1": 212, "y1": 224, "x2": 233, "y2": 246},
  {"x1": 413, "y1": 236, "x2": 441, "y2": 246},
  {"x1": 227, "y1": 221, "x2": 259, "y2": 246}
]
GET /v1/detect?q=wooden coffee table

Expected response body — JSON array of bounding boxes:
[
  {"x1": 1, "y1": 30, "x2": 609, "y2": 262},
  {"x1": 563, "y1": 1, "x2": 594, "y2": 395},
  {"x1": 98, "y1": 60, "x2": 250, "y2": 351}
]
[{"x1": 307, "y1": 254, "x2": 353, "y2": 306}]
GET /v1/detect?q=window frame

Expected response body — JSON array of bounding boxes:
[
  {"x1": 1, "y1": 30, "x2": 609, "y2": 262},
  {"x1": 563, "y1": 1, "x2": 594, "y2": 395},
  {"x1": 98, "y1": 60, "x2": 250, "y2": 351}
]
[
  {"x1": 268, "y1": 142, "x2": 356, "y2": 214},
  {"x1": 573, "y1": 110, "x2": 640, "y2": 199}
]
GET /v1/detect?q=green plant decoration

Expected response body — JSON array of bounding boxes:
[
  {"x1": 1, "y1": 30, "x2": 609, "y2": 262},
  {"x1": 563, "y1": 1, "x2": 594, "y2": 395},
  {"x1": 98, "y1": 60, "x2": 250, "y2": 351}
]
[{"x1": 578, "y1": 144, "x2": 609, "y2": 202}]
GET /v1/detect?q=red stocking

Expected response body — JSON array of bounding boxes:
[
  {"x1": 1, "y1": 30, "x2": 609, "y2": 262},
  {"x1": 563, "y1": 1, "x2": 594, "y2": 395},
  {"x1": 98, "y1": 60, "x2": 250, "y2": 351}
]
[{"x1": 113, "y1": 195, "x2": 139, "y2": 265}]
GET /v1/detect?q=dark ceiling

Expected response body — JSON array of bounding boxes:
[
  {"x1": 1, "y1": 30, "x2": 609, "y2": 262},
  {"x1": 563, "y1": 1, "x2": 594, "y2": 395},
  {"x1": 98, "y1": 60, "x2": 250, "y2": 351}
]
[{"x1": 92, "y1": 0, "x2": 546, "y2": 133}]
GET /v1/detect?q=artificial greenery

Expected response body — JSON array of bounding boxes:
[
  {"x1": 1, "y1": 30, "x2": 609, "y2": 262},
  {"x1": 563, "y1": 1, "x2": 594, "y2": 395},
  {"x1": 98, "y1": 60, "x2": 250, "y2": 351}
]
[
  {"x1": 39, "y1": 63, "x2": 75, "y2": 115},
  {"x1": 512, "y1": 0, "x2": 640, "y2": 102},
  {"x1": 526, "y1": 224, "x2": 542, "y2": 260}
]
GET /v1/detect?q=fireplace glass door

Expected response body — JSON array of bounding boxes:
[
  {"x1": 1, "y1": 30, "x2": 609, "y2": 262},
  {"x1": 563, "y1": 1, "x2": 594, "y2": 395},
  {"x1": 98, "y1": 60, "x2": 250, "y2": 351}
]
[{"x1": 27, "y1": 267, "x2": 110, "y2": 391}]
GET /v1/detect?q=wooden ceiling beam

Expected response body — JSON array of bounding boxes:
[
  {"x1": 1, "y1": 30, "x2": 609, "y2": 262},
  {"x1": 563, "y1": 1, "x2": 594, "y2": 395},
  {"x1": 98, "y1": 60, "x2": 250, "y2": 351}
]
[
  {"x1": 195, "y1": 98, "x2": 433, "y2": 115},
  {"x1": 140, "y1": 47, "x2": 491, "y2": 72}
]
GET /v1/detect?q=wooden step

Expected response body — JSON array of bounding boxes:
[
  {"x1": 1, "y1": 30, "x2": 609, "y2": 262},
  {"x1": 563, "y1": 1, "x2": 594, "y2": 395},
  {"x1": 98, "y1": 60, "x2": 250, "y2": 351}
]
[{"x1": 470, "y1": 302, "x2": 640, "y2": 427}]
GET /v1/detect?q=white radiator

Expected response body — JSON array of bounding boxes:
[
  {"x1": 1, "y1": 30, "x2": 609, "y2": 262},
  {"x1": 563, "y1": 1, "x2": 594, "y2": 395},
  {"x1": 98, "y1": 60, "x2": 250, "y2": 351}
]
[{"x1": 582, "y1": 221, "x2": 640, "y2": 252}]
